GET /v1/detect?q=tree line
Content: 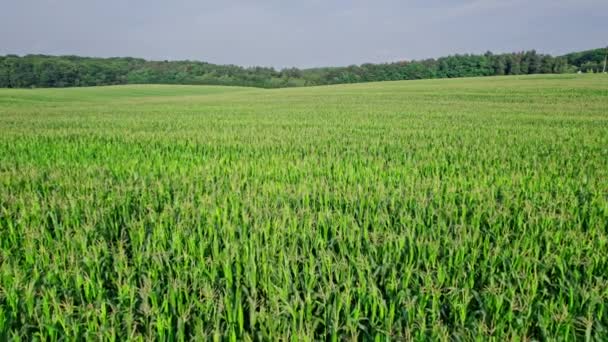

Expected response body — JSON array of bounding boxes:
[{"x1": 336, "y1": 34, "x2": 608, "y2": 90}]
[{"x1": 0, "y1": 48, "x2": 605, "y2": 89}]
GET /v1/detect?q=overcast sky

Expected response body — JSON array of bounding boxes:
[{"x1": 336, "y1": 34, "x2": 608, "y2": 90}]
[{"x1": 1, "y1": 0, "x2": 606, "y2": 68}]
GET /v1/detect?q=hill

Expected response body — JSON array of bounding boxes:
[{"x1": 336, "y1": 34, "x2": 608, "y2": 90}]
[{"x1": 563, "y1": 47, "x2": 608, "y2": 72}]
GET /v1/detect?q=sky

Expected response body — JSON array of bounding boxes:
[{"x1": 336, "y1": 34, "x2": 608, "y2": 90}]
[{"x1": 1, "y1": 0, "x2": 607, "y2": 69}]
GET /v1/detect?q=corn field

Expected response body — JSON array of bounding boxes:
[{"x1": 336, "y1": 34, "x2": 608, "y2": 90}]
[{"x1": 1, "y1": 74, "x2": 607, "y2": 340}]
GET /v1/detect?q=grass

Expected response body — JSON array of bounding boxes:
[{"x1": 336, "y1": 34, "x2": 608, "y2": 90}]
[{"x1": 0, "y1": 74, "x2": 607, "y2": 340}]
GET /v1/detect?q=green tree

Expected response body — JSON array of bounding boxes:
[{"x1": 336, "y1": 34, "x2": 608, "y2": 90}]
[
  {"x1": 0, "y1": 57, "x2": 9, "y2": 87},
  {"x1": 540, "y1": 56, "x2": 554, "y2": 74},
  {"x1": 7, "y1": 57, "x2": 36, "y2": 87},
  {"x1": 505, "y1": 55, "x2": 521, "y2": 75},
  {"x1": 524, "y1": 51, "x2": 542, "y2": 74},
  {"x1": 492, "y1": 55, "x2": 506, "y2": 75}
]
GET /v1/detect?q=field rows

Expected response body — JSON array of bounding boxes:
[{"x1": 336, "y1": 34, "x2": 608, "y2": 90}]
[{"x1": 1, "y1": 75, "x2": 607, "y2": 340}]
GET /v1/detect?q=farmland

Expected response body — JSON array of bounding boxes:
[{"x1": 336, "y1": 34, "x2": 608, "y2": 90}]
[{"x1": 0, "y1": 74, "x2": 607, "y2": 340}]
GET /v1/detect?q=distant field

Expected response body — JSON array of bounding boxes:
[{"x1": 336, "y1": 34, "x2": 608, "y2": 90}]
[{"x1": 1, "y1": 74, "x2": 607, "y2": 340}]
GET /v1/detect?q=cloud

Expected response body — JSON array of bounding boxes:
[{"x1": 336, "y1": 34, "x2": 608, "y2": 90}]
[{"x1": 0, "y1": 0, "x2": 606, "y2": 67}]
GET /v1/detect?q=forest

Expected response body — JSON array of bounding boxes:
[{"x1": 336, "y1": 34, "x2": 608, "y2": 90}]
[{"x1": 0, "y1": 48, "x2": 605, "y2": 88}]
